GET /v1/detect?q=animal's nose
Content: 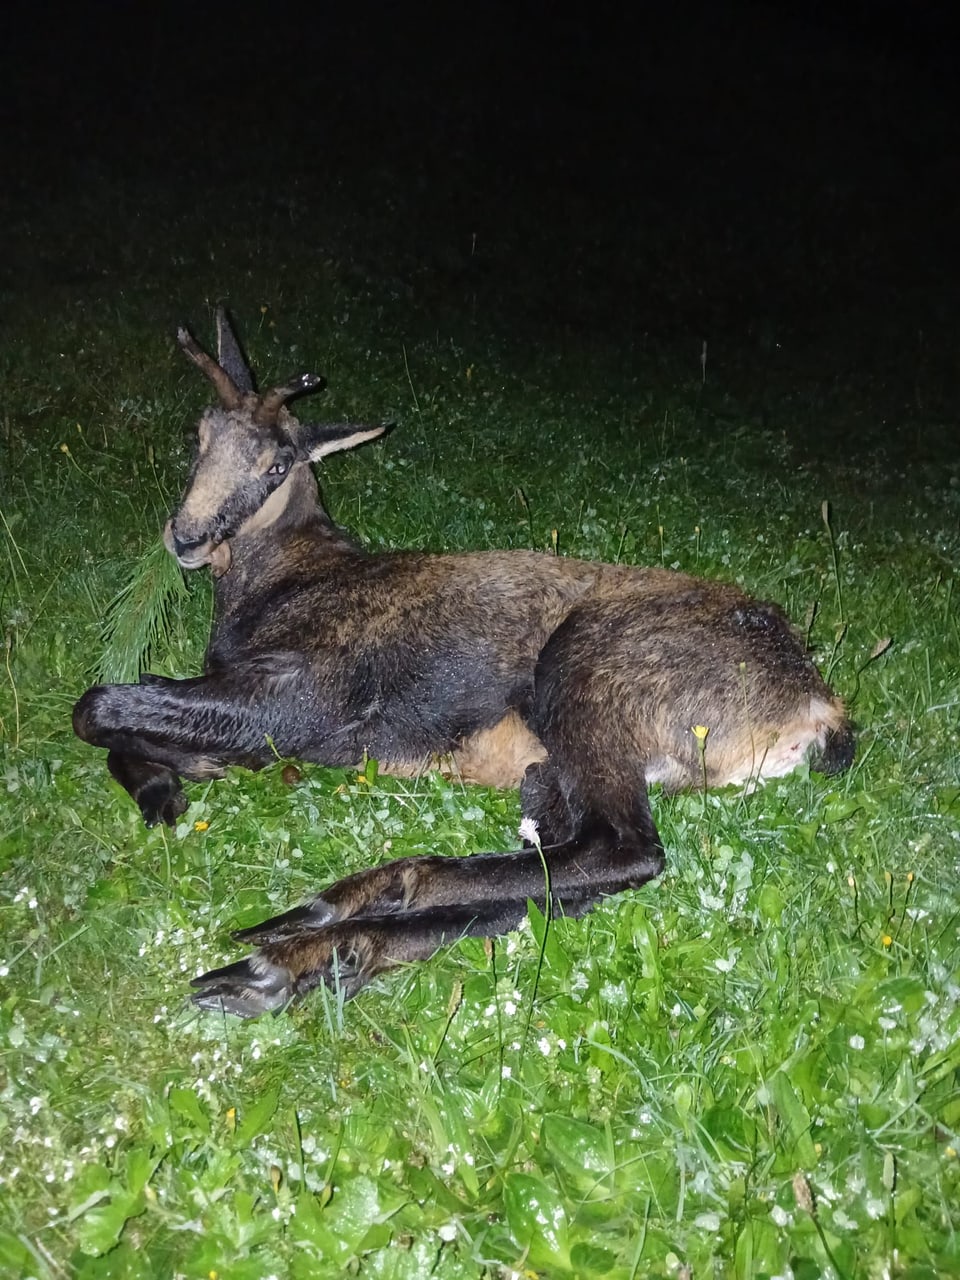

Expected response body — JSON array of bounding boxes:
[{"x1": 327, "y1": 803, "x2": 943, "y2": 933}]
[
  {"x1": 163, "y1": 518, "x2": 205, "y2": 559},
  {"x1": 173, "y1": 533, "x2": 206, "y2": 558}
]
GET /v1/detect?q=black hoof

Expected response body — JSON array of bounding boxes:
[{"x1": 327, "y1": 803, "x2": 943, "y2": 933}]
[
  {"x1": 139, "y1": 778, "x2": 189, "y2": 827},
  {"x1": 191, "y1": 957, "x2": 294, "y2": 1017}
]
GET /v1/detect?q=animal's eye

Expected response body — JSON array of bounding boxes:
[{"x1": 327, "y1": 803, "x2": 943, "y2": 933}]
[{"x1": 267, "y1": 460, "x2": 288, "y2": 477}]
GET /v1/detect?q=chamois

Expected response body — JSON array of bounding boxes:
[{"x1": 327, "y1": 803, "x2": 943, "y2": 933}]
[{"x1": 74, "y1": 310, "x2": 854, "y2": 1017}]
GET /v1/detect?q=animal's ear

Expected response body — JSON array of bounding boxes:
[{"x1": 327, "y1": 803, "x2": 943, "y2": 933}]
[
  {"x1": 215, "y1": 307, "x2": 255, "y2": 394},
  {"x1": 297, "y1": 421, "x2": 391, "y2": 461}
]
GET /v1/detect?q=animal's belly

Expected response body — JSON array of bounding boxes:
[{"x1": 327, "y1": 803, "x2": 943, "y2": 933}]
[{"x1": 377, "y1": 710, "x2": 546, "y2": 790}]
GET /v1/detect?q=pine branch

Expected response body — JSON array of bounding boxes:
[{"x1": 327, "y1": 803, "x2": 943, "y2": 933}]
[{"x1": 95, "y1": 539, "x2": 188, "y2": 683}]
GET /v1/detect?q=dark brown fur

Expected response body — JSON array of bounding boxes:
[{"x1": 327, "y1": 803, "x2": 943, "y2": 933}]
[{"x1": 73, "y1": 310, "x2": 854, "y2": 1017}]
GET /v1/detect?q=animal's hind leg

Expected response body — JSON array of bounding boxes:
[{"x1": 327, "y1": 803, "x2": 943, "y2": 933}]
[
  {"x1": 191, "y1": 641, "x2": 667, "y2": 1017},
  {"x1": 192, "y1": 794, "x2": 666, "y2": 1018}
]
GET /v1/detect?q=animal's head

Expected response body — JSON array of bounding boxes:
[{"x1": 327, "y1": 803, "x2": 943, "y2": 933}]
[{"x1": 165, "y1": 309, "x2": 387, "y2": 576}]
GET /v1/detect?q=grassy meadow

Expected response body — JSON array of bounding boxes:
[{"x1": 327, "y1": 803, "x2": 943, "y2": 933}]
[{"x1": 2, "y1": 12, "x2": 960, "y2": 1278}]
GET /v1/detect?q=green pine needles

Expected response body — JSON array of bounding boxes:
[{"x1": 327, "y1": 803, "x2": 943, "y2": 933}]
[{"x1": 96, "y1": 537, "x2": 189, "y2": 684}]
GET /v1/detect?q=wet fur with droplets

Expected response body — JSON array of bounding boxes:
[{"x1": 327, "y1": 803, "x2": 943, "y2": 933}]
[{"x1": 73, "y1": 309, "x2": 855, "y2": 1018}]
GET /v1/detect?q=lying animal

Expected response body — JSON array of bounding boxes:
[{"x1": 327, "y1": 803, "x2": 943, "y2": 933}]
[{"x1": 74, "y1": 310, "x2": 854, "y2": 1016}]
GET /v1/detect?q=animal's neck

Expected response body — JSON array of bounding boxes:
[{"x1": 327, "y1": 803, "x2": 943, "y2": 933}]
[{"x1": 212, "y1": 463, "x2": 361, "y2": 605}]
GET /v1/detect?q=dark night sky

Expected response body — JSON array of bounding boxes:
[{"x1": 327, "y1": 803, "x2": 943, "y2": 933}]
[
  {"x1": 7, "y1": 3, "x2": 955, "y2": 172},
  {"x1": 3, "y1": 0, "x2": 958, "y2": 447}
]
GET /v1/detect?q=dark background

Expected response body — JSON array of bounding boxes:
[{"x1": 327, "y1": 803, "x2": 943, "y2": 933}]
[{"x1": 3, "y1": 0, "x2": 958, "y2": 464}]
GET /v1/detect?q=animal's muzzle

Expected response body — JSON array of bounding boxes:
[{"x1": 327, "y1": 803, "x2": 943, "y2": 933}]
[{"x1": 164, "y1": 518, "x2": 204, "y2": 561}]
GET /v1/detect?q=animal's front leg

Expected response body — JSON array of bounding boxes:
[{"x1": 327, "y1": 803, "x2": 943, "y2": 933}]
[
  {"x1": 106, "y1": 752, "x2": 188, "y2": 827},
  {"x1": 73, "y1": 659, "x2": 315, "y2": 826}
]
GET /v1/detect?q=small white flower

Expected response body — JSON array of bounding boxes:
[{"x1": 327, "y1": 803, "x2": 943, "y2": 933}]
[
  {"x1": 600, "y1": 980, "x2": 628, "y2": 1007},
  {"x1": 519, "y1": 817, "x2": 541, "y2": 846},
  {"x1": 849, "y1": 1035, "x2": 865, "y2": 1051},
  {"x1": 770, "y1": 1204, "x2": 791, "y2": 1227},
  {"x1": 832, "y1": 1209, "x2": 858, "y2": 1230},
  {"x1": 693, "y1": 1211, "x2": 721, "y2": 1231},
  {"x1": 438, "y1": 1222, "x2": 458, "y2": 1242},
  {"x1": 501, "y1": 1065, "x2": 512, "y2": 1079},
  {"x1": 537, "y1": 1036, "x2": 551, "y2": 1056}
]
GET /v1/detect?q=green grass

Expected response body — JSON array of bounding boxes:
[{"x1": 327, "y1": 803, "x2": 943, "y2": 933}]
[{"x1": 3, "y1": 57, "x2": 960, "y2": 1279}]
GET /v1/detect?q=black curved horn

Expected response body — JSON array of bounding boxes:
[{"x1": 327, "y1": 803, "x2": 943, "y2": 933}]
[{"x1": 255, "y1": 373, "x2": 326, "y2": 426}]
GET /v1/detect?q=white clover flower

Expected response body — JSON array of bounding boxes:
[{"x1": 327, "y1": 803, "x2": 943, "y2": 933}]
[{"x1": 849, "y1": 1035, "x2": 865, "y2": 1050}]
